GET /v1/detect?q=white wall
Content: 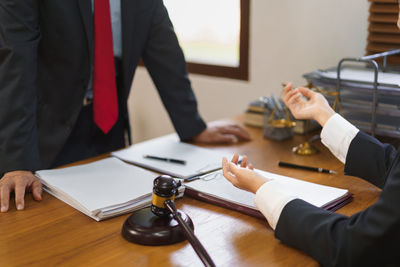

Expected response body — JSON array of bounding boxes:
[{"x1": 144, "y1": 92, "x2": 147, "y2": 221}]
[{"x1": 128, "y1": 0, "x2": 369, "y2": 143}]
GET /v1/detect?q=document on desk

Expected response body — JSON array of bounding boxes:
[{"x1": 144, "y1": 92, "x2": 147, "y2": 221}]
[
  {"x1": 111, "y1": 134, "x2": 233, "y2": 179},
  {"x1": 184, "y1": 169, "x2": 352, "y2": 220},
  {"x1": 35, "y1": 157, "x2": 183, "y2": 221}
]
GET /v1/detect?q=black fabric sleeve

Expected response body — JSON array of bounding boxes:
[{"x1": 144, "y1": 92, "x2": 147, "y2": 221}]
[
  {"x1": 141, "y1": 0, "x2": 207, "y2": 141},
  {"x1": 345, "y1": 131, "x2": 398, "y2": 188},
  {"x1": 275, "y1": 194, "x2": 400, "y2": 266},
  {"x1": 0, "y1": 1, "x2": 41, "y2": 176}
]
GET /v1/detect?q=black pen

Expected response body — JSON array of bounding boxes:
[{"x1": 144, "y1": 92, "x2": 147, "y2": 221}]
[
  {"x1": 278, "y1": 161, "x2": 337, "y2": 174},
  {"x1": 143, "y1": 155, "x2": 186, "y2": 165}
]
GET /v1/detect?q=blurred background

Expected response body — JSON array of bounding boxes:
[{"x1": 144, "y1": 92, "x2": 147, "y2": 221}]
[{"x1": 129, "y1": 0, "x2": 369, "y2": 142}]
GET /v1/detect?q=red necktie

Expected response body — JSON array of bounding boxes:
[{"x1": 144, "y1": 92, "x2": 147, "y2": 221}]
[{"x1": 93, "y1": 0, "x2": 118, "y2": 134}]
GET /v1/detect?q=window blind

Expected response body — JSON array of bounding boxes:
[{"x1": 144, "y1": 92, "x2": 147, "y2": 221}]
[{"x1": 367, "y1": 0, "x2": 400, "y2": 65}]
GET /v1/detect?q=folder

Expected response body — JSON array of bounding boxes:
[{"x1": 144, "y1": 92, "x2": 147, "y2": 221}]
[{"x1": 184, "y1": 169, "x2": 352, "y2": 220}]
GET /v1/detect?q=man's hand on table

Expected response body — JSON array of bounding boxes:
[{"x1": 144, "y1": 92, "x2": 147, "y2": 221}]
[
  {"x1": 1, "y1": 170, "x2": 42, "y2": 212},
  {"x1": 193, "y1": 121, "x2": 251, "y2": 144}
]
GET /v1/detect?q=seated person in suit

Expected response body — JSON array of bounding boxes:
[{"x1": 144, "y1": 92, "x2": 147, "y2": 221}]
[
  {"x1": 223, "y1": 80, "x2": 400, "y2": 265},
  {"x1": 222, "y1": 4, "x2": 400, "y2": 261},
  {"x1": 0, "y1": 1, "x2": 250, "y2": 213}
]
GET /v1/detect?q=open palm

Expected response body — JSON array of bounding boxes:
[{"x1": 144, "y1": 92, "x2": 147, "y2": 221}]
[{"x1": 283, "y1": 83, "x2": 333, "y2": 125}]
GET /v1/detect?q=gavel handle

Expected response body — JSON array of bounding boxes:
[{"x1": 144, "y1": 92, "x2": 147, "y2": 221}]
[{"x1": 164, "y1": 200, "x2": 216, "y2": 267}]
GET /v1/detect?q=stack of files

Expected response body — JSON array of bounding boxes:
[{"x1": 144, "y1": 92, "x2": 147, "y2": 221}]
[
  {"x1": 316, "y1": 66, "x2": 400, "y2": 87},
  {"x1": 303, "y1": 65, "x2": 400, "y2": 138},
  {"x1": 112, "y1": 134, "x2": 233, "y2": 180},
  {"x1": 35, "y1": 157, "x2": 183, "y2": 221},
  {"x1": 303, "y1": 66, "x2": 400, "y2": 94},
  {"x1": 184, "y1": 169, "x2": 352, "y2": 219}
]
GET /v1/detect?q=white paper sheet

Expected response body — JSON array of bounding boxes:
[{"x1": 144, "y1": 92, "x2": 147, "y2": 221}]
[{"x1": 36, "y1": 158, "x2": 159, "y2": 220}]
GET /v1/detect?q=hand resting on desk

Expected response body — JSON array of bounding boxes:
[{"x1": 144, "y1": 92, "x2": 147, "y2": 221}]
[
  {"x1": 0, "y1": 170, "x2": 42, "y2": 212},
  {"x1": 193, "y1": 121, "x2": 251, "y2": 144}
]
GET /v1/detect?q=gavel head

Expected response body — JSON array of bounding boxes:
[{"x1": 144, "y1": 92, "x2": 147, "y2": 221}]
[{"x1": 151, "y1": 175, "x2": 181, "y2": 217}]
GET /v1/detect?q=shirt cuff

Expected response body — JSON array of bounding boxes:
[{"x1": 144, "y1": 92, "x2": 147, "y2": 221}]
[
  {"x1": 254, "y1": 180, "x2": 296, "y2": 230},
  {"x1": 320, "y1": 113, "x2": 359, "y2": 164}
]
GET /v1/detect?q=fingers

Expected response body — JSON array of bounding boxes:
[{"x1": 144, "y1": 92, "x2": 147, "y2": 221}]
[
  {"x1": 219, "y1": 124, "x2": 251, "y2": 141},
  {"x1": 231, "y1": 153, "x2": 240, "y2": 164},
  {"x1": 286, "y1": 91, "x2": 303, "y2": 107},
  {"x1": 283, "y1": 82, "x2": 294, "y2": 102},
  {"x1": 222, "y1": 157, "x2": 237, "y2": 185},
  {"x1": 297, "y1": 87, "x2": 315, "y2": 99},
  {"x1": 0, "y1": 184, "x2": 10, "y2": 212},
  {"x1": 284, "y1": 87, "x2": 300, "y2": 106},
  {"x1": 283, "y1": 82, "x2": 293, "y2": 95},
  {"x1": 222, "y1": 157, "x2": 230, "y2": 177},
  {"x1": 0, "y1": 171, "x2": 42, "y2": 212},
  {"x1": 31, "y1": 179, "x2": 42, "y2": 201},
  {"x1": 240, "y1": 156, "x2": 247, "y2": 168},
  {"x1": 193, "y1": 122, "x2": 251, "y2": 144},
  {"x1": 231, "y1": 153, "x2": 251, "y2": 169},
  {"x1": 226, "y1": 161, "x2": 242, "y2": 177},
  {"x1": 14, "y1": 180, "x2": 27, "y2": 210},
  {"x1": 284, "y1": 84, "x2": 314, "y2": 109},
  {"x1": 216, "y1": 133, "x2": 239, "y2": 144}
]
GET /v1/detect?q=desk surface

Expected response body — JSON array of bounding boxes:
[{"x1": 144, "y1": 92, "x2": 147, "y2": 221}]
[{"x1": 0, "y1": 115, "x2": 380, "y2": 267}]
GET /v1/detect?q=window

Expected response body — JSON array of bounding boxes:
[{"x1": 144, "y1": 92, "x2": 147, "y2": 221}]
[
  {"x1": 367, "y1": 0, "x2": 400, "y2": 65},
  {"x1": 163, "y1": 0, "x2": 250, "y2": 80}
]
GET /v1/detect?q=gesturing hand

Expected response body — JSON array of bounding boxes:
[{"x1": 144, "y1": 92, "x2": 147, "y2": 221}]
[
  {"x1": 222, "y1": 153, "x2": 270, "y2": 194},
  {"x1": 283, "y1": 82, "x2": 335, "y2": 127},
  {"x1": 0, "y1": 170, "x2": 42, "y2": 212}
]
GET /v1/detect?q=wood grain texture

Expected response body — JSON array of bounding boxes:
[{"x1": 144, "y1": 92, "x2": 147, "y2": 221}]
[{"x1": 0, "y1": 115, "x2": 380, "y2": 267}]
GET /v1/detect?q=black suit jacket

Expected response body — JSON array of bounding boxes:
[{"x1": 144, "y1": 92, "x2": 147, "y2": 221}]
[
  {"x1": 0, "y1": 0, "x2": 206, "y2": 174},
  {"x1": 275, "y1": 131, "x2": 400, "y2": 266}
]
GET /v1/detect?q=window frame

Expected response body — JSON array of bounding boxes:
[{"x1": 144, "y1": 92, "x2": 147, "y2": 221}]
[{"x1": 184, "y1": 0, "x2": 250, "y2": 80}]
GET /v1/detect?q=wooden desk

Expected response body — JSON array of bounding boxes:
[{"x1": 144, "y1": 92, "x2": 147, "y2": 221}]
[{"x1": 0, "y1": 115, "x2": 381, "y2": 266}]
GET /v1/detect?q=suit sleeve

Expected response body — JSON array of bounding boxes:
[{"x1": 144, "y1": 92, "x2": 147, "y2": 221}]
[
  {"x1": 141, "y1": 0, "x2": 206, "y2": 141},
  {"x1": 275, "y1": 190, "x2": 400, "y2": 266},
  {"x1": 345, "y1": 131, "x2": 397, "y2": 188},
  {"x1": 273, "y1": 131, "x2": 400, "y2": 266},
  {"x1": 0, "y1": 0, "x2": 41, "y2": 176}
]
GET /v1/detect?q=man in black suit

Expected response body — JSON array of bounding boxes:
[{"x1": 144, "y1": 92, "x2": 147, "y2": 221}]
[
  {"x1": 222, "y1": 5, "x2": 400, "y2": 265},
  {"x1": 0, "y1": 0, "x2": 250, "y2": 212}
]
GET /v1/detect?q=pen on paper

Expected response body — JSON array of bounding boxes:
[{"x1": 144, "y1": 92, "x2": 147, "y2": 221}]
[
  {"x1": 143, "y1": 155, "x2": 186, "y2": 165},
  {"x1": 278, "y1": 161, "x2": 337, "y2": 174}
]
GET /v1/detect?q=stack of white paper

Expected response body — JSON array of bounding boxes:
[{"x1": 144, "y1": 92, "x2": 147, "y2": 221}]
[
  {"x1": 35, "y1": 158, "x2": 174, "y2": 221},
  {"x1": 112, "y1": 134, "x2": 233, "y2": 179}
]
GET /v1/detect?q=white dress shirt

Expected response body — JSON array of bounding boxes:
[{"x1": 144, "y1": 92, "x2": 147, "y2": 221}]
[{"x1": 255, "y1": 114, "x2": 359, "y2": 229}]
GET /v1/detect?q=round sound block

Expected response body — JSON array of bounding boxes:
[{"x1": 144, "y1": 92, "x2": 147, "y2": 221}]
[{"x1": 122, "y1": 207, "x2": 194, "y2": 246}]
